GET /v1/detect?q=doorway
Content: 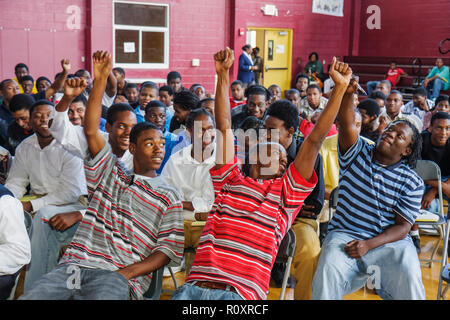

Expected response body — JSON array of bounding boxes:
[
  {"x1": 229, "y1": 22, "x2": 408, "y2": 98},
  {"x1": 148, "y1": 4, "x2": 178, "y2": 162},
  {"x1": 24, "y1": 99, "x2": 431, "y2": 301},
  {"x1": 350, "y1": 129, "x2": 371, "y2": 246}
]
[{"x1": 246, "y1": 27, "x2": 293, "y2": 97}]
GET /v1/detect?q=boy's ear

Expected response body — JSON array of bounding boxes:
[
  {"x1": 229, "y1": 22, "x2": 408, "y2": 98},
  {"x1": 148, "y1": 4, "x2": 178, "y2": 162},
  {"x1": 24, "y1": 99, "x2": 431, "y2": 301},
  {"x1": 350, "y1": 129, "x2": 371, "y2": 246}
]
[{"x1": 128, "y1": 142, "x2": 136, "y2": 155}]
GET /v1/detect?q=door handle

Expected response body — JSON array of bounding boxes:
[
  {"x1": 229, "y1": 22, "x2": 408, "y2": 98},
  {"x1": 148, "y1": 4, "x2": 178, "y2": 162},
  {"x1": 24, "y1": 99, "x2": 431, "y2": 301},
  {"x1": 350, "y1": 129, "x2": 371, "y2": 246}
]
[{"x1": 265, "y1": 66, "x2": 288, "y2": 71}]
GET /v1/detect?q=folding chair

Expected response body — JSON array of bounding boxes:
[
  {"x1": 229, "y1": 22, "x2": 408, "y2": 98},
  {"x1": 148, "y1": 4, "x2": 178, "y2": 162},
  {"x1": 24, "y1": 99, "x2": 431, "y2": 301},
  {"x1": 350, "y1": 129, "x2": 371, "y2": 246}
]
[
  {"x1": 8, "y1": 210, "x2": 33, "y2": 300},
  {"x1": 413, "y1": 160, "x2": 447, "y2": 269},
  {"x1": 274, "y1": 228, "x2": 297, "y2": 300},
  {"x1": 438, "y1": 206, "x2": 449, "y2": 300},
  {"x1": 143, "y1": 266, "x2": 179, "y2": 300},
  {"x1": 328, "y1": 187, "x2": 339, "y2": 221}
]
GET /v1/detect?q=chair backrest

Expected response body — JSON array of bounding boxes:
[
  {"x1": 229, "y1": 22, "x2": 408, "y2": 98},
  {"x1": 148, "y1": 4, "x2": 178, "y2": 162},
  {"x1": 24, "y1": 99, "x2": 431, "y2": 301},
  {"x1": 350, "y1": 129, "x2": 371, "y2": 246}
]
[
  {"x1": 413, "y1": 160, "x2": 444, "y2": 218},
  {"x1": 328, "y1": 187, "x2": 339, "y2": 221},
  {"x1": 275, "y1": 228, "x2": 297, "y2": 263},
  {"x1": 23, "y1": 210, "x2": 33, "y2": 239}
]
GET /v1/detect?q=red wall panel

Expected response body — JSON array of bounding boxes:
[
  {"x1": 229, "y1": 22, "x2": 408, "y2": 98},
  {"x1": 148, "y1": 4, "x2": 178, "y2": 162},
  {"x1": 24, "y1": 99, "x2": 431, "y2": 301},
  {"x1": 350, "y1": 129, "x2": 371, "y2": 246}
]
[{"x1": 358, "y1": 0, "x2": 450, "y2": 58}]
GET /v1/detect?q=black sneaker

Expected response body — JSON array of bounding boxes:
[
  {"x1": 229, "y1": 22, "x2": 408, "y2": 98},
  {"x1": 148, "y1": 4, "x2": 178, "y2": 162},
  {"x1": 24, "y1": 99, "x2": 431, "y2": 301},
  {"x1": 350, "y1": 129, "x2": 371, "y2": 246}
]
[{"x1": 411, "y1": 235, "x2": 421, "y2": 254}]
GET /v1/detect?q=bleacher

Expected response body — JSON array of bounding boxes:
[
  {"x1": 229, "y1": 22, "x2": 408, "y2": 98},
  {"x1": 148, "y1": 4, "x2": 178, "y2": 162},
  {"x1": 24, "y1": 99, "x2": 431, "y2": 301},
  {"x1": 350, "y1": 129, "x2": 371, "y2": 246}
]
[{"x1": 343, "y1": 56, "x2": 450, "y2": 102}]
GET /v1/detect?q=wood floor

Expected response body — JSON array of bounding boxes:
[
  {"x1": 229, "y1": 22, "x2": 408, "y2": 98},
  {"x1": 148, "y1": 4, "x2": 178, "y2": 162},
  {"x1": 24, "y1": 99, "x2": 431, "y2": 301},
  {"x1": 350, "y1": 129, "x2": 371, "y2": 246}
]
[{"x1": 159, "y1": 233, "x2": 449, "y2": 300}]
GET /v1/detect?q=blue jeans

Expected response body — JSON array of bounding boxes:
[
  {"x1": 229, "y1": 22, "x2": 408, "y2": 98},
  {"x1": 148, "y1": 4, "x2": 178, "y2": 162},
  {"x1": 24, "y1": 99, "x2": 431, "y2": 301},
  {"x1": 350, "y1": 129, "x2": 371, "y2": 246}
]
[
  {"x1": 24, "y1": 203, "x2": 86, "y2": 291},
  {"x1": 425, "y1": 78, "x2": 446, "y2": 100},
  {"x1": 171, "y1": 282, "x2": 244, "y2": 300},
  {"x1": 19, "y1": 264, "x2": 130, "y2": 300},
  {"x1": 311, "y1": 230, "x2": 425, "y2": 300},
  {"x1": 366, "y1": 81, "x2": 380, "y2": 95}
]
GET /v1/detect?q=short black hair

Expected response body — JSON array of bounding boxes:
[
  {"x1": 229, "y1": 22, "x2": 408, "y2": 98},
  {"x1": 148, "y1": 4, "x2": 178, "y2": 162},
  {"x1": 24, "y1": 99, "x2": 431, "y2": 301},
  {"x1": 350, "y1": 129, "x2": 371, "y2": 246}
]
[
  {"x1": 15, "y1": 63, "x2": 29, "y2": 72},
  {"x1": 72, "y1": 94, "x2": 87, "y2": 106},
  {"x1": 106, "y1": 103, "x2": 135, "y2": 125},
  {"x1": 130, "y1": 121, "x2": 161, "y2": 144},
  {"x1": 240, "y1": 116, "x2": 263, "y2": 131},
  {"x1": 145, "y1": 100, "x2": 166, "y2": 114},
  {"x1": 30, "y1": 99, "x2": 54, "y2": 116},
  {"x1": 125, "y1": 83, "x2": 139, "y2": 91},
  {"x1": 434, "y1": 94, "x2": 449, "y2": 106},
  {"x1": 20, "y1": 75, "x2": 34, "y2": 83},
  {"x1": 295, "y1": 73, "x2": 309, "y2": 84},
  {"x1": 388, "y1": 90, "x2": 403, "y2": 98},
  {"x1": 159, "y1": 85, "x2": 174, "y2": 96},
  {"x1": 231, "y1": 80, "x2": 244, "y2": 88},
  {"x1": 173, "y1": 90, "x2": 200, "y2": 110},
  {"x1": 245, "y1": 85, "x2": 270, "y2": 101},
  {"x1": 379, "y1": 79, "x2": 392, "y2": 90},
  {"x1": 357, "y1": 98, "x2": 380, "y2": 117},
  {"x1": 0, "y1": 79, "x2": 14, "y2": 91},
  {"x1": 185, "y1": 108, "x2": 214, "y2": 130},
  {"x1": 306, "y1": 84, "x2": 322, "y2": 93},
  {"x1": 140, "y1": 81, "x2": 159, "y2": 92},
  {"x1": 369, "y1": 90, "x2": 386, "y2": 101},
  {"x1": 198, "y1": 97, "x2": 215, "y2": 109},
  {"x1": 308, "y1": 52, "x2": 319, "y2": 60},
  {"x1": 413, "y1": 87, "x2": 427, "y2": 97},
  {"x1": 36, "y1": 76, "x2": 52, "y2": 87},
  {"x1": 286, "y1": 88, "x2": 300, "y2": 96},
  {"x1": 430, "y1": 111, "x2": 450, "y2": 126},
  {"x1": 167, "y1": 71, "x2": 181, "y2": 82},
  {"x1": 242, "y1": 44, "x2": 252, "y2": 51},
  {"x1": 266, "y1": 99, "x2": 300, "y2": 131},
  {"x1": 112, "y1": 67, "x2": 125, "y2": 76},
  {"x1": 9, "y1": 94, "x2": 36, "y2": 113}
]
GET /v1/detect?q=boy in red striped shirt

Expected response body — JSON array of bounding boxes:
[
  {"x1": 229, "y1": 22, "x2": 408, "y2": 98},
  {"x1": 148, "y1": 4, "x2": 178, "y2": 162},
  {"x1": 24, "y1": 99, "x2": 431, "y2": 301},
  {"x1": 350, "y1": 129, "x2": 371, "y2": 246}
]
[{"x1": 171, "y1": 48, "x2": 353, "y2": 300}]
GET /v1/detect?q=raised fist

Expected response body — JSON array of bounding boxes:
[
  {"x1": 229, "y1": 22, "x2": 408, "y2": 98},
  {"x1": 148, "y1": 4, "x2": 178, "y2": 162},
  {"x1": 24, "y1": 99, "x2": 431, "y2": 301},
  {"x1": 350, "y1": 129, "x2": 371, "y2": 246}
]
[
  {"x1": 61, "y1": 59, "x2": 71, "y2": 72},
  {"x1": 214, "y1": 47, "x2": 234, "y2": 74},
  {"x1": 64, "y1": 77, "x2": 87, "y2": 99},
  {"x1": 328, "y1": 57, "x2": 353, "y2": 88}
]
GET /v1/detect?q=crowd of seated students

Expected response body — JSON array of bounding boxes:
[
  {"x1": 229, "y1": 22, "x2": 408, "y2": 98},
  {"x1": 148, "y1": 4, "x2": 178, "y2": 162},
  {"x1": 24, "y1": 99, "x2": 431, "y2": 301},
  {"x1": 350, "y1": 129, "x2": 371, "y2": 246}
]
[{"x1": 0, "y1": 48, "x2": 449, "y2": 301}]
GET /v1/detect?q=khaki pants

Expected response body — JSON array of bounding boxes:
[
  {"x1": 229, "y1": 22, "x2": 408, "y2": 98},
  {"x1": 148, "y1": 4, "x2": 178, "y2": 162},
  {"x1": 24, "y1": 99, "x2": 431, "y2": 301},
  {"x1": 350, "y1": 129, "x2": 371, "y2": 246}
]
[{"x1": 291, "y1": 217, "x2": 321, "y2": 300}]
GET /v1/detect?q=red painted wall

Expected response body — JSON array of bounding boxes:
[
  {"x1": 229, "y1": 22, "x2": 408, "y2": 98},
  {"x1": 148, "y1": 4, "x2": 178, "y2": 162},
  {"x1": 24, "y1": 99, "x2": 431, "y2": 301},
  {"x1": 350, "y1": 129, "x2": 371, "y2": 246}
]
[
  {"x1": 357, "y1": 0, "x2": 450, "y2": 58},
  {"x1": 0, "y1": 0, "x2": 86, "y2": 82}
]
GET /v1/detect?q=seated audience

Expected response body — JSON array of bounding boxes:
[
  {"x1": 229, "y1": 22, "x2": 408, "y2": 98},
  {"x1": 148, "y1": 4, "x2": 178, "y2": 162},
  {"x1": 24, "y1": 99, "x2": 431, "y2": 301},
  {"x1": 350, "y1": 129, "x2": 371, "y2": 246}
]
[
  {"x1": 198, "y1": 97, "x2": 215, "y2": 117},
  {"x1": 167, "y1": 71, "x2": 186, "y2": 94},
  {"x1": 19, "y1": 76, "x2": 35, "y2": 95},
  {"x1": 298, "y1": 110, "x2": 338, "y2": 139},
  {"x1": 133, "y1": 81, "x2": 159, "y2": 123},
  {"x1": 304, "y1": 52, "x2": 325, "y2": 82},
  {"x1": 294, "y1": 73, "x2": 309, "y2": 99},
  {"x1": 402, "y1": 87, "x2": 434, "y2": 126},
  {"x1": 144, "y1": 100, "x2": 180, "y2": 174},
  {"x1": 190, "y1": 84, "x2": 206, "y2": 100},
  {"x1": 112, "y1": 67, "x2": 127, "y2": 96},
  {"x1": 357, "y1": 98, "x2": 381, "y2": 143},
  {"x1": 268, "y1": 84, "x2": 282, "y2": 103},
  {"x1": 285, "y1": 89, "x2": 302, "y2": 108},
  {"x1": 369, "y1": 90, "x2": 387, "y2": 114},
  {"x1": 4, "y1": 99, "x2": 88, "y2": 291},
  {"x1": 6, "y1": 94, "x2": 35, "y2": 155},
  {"x1": 36, "y1": 77, "x2": 52, "y2": 93},
  {"x1": 159, "y1": 84, "x2": 175, "y2": 114},
  {"x1": 374, "y1": 80, "x2": 392, "y2": 97},
  {"x1": 366, "y1": 61, "x2": 407, "y2": 95},
  {"x1": 171, "y1": 48, "x2": 350, "y2": 300},
  {"x1": 49, "y1": 80, "x2": 136, "y2": 170},
  {"x1": 0, "y1": 184, "x2": 31, "y2": 300},
  {"x1": 229, "y1": 80, "x2": 246, "y2": 110},
  {"x1": 13, "y1": 63, "x2": 37, "y2": 94},
  {"x1": 19, "y1": 51, "x2": 184, "y2": 301},
  {"x1": 423, "y1": 58, "x2": 450, "y2": 100},
  {"x1": 298, "y1": 84, "x2": 329, "y2": 118},
  {"x1": 422, "y1": 95, "x2": 449, "y2": 131},
  {"x1": 0, "y1": 79, "x2": 19, "y2": 147},
  {"x1": 231, "y1": 85, "x2": 270, "y2": 130},
  {"x1": 312, "y1": 81, "x2": 425, "y2": 300},
  {"x1": 124, "y1": 82, "x2": 139, "y2": 105},
  {"x1": 379, "y1": 90, "x2": 422, "y2": 132}
]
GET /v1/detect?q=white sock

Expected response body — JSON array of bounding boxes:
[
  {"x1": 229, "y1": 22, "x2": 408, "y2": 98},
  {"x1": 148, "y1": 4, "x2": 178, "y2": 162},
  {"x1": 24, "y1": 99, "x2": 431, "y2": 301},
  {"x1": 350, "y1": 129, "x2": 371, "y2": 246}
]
[{"x1": 410, "y1": 230, "x2": 419, "y2": 237}]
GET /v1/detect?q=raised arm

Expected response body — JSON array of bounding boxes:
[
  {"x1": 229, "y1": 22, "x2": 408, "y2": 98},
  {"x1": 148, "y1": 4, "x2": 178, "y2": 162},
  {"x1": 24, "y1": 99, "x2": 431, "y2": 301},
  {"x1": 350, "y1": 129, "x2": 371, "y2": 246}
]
[
  {"x1": 105, "y1": 70, "x2": 117, "y2": 98},
  {"x1": 294, "y1": 57, "x2": 352, "y2": 181},
  {"x1": 54, "y1": 77, "x2": 87, "y2": 113},
  {"x1": 336, "y1": 80, "x2": 359, "y2": 154},
  {"x1": 45, "y1": 59, "x2": 71, "y2": 100},
  {"x1": 84, "y1": 51, "x2": 112, "y2": 158},
  {"x1": 213, "y1": 48, "x2": 236, "y2": 168}
]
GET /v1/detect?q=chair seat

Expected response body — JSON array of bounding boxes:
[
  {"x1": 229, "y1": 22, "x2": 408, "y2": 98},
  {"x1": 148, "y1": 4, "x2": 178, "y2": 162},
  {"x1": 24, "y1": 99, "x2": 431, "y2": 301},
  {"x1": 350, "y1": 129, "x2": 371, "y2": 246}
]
[
  {"x1": 442, "y1": 264, "x2": 450, "y2": 283},
  {"x1": 415, "y1": 210, "x2": 446, "y2": 225}
]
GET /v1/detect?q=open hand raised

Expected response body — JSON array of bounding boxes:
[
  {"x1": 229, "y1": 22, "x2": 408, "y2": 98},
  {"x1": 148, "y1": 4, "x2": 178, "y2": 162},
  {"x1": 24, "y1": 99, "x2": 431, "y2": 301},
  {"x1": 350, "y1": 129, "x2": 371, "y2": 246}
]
[{"x1": 92, "y1": 51, "x2": 112, "y2": 80}]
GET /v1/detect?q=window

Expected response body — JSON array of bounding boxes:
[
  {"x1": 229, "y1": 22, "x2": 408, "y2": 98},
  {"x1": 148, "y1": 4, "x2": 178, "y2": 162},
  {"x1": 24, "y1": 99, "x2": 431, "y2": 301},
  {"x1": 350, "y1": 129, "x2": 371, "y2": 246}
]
[{"x1": 113, "y1": 1, "x2": 169, "y2": 68}]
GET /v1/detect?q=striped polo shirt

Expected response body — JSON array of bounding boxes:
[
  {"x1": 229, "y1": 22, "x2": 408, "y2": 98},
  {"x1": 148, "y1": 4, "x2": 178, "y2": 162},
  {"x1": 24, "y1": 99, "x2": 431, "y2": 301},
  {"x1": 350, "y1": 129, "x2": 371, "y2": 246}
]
[
  {"x1": 185, "y1": 157, "x2": 317, "y2": 300},
  {"x1": 329, "y1": 136, "x2": 424, "y2": 239},
  {"x1": 59, "y1": 143, "x2": 184, "y2": 300}
]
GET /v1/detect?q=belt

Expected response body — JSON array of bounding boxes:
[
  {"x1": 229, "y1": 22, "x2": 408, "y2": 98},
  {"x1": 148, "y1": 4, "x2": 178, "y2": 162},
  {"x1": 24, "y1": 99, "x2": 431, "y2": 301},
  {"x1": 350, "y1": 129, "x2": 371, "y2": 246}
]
[{"x1": 193, "y1": 280, "x2": 237, "y2": 293}]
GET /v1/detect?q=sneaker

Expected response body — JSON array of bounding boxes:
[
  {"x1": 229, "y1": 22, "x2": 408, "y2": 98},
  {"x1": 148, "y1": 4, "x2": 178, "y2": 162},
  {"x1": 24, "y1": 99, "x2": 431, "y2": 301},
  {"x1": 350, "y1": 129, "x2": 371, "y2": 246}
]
[
  {"x1": 163, "y1": 265, "x2": 182, "y2": 277},
  {"x1": 411, "y1": 235, "x2": 421, "y2": 254}
]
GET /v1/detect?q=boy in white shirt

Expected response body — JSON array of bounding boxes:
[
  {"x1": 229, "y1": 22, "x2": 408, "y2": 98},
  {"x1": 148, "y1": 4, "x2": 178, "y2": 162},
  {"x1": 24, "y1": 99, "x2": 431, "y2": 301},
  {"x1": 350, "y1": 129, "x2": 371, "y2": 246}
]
[{"x1": 5, "y1": 99, "x2": 88, "y2": 291}]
